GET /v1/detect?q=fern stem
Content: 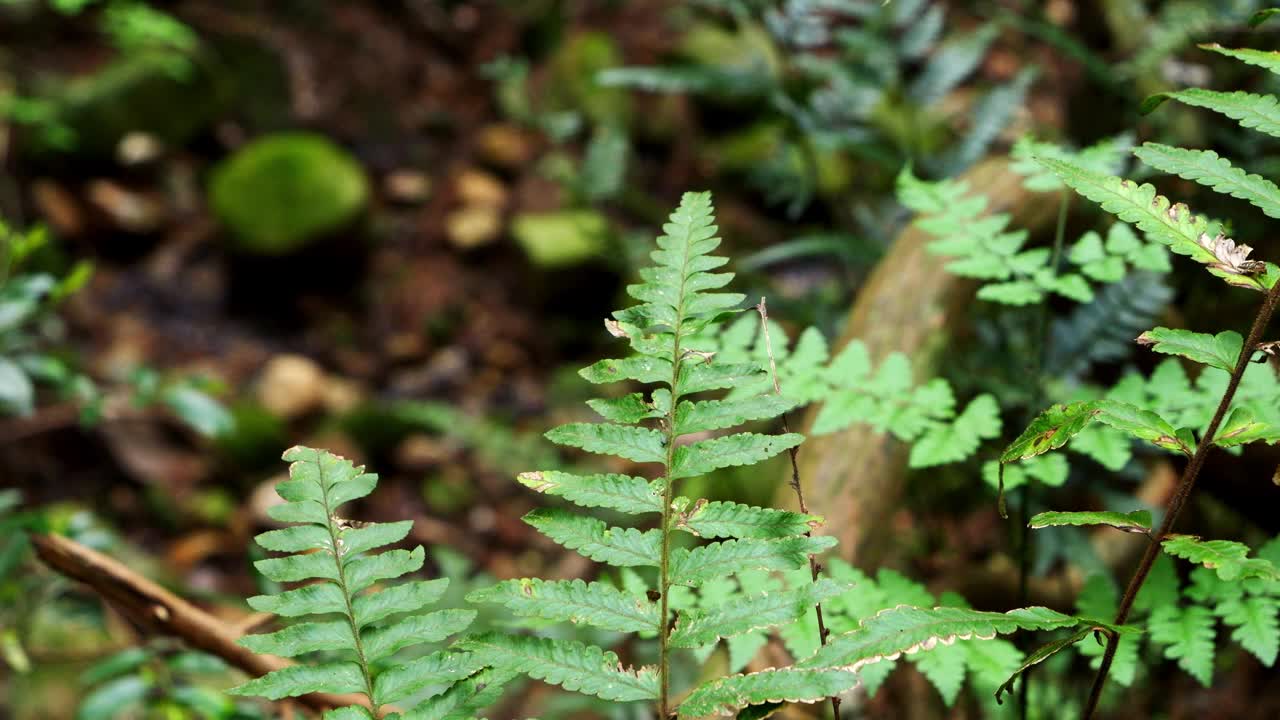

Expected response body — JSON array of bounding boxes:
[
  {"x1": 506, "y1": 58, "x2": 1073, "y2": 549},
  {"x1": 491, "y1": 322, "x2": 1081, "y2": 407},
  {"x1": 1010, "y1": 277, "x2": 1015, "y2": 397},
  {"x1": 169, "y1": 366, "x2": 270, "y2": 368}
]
[
  {"x1": 658, "y1": 303, "x2": 690, "y2": 719},
  {"x1": 1082, "y1": 279, "x2": 1280, "y2": 719},
  {"x1": 319, "y1": 462, "x2": 380, "y2": 716},
  {"x1": 756, "y1": 298, "x2": 840, "y2": 719}
]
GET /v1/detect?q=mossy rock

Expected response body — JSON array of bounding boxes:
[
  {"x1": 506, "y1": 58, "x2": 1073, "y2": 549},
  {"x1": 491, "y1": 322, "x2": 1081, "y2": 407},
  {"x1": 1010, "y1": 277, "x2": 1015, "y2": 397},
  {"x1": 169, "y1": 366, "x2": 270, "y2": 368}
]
[
  {"x1": 32, "y1": 50, "x2": 227, "y2": 159},
  {"x1": 209, "y1": 132, "x2": 370, "y2": 256},
  {"x1": 512, "y1": 210, "x2": 608, "y2": 268},
  {"x1": 547, "y1": 31, "x2": 630, "y2": 126}
]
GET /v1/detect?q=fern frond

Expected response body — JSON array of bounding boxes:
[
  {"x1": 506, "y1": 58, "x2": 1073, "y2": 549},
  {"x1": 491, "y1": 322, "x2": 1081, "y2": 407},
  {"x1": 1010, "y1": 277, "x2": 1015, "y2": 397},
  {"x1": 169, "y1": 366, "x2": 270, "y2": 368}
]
[
  {"x1": 458, "y1": 633, "x2": 660, "y2": 702},
  {"x1": 1134, "y1": 143, "x2": 1280, "y2": 219},
  {"x1": 517, "y1": 471, "x2": 663, "y2": 514},
  {"x1": 1161, "y1": 535, "x2": 1280, "y2": 582},
  {"x1": 1038, "y1": 156, "x2": 1279, "y2": 292},
  {"x1": 1143, "y1": 89, "x2": 1280, "y2": 140},
  {"x1": 523, "y1": 508, "x2": 662, "y2": 567},
  {"x1": 675, "y1": 500, "x2": 819, "y2": 539},
  {"x1": 473, "y1": 192, "x2": 836, "y2": 715},
  {"x1": 676, "y1": 668, "x2": 860, "y2": 719},
  {"x1": 670, "y1": 579, "x2": 850, "y2": 647},
  {"x1": 1136, "y1": 327, "x2": 1242, "y2": 373},
  {"x1": 467, "y1": 578, "x2": 659, "y2": 633},
  {"x1": 1028, "y1": 510, "x2": 1152, "y2": 534},
  {"x1": 799, "y1": 605, "x2": 1085, "y2": 672},
  {"x1": 1149, "y1": 604, "x2": 1216, "y2": 686},
  {"x1": 229, "y1": 447, "x2": 477, "y2": 715},
  {"x1": 1217, "y1": 594, "x2": 1279, "y2": 666},
  {"x1": 669, "y1": 536, "x2": 837, "y2": 587}
]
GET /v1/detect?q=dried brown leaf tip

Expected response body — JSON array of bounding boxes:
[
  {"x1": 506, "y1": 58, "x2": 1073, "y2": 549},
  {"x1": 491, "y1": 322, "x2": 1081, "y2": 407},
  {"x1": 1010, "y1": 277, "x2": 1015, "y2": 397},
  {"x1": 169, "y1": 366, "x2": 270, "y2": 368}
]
[
  {"x1": 1198, "y1": 232, "x2": 1268, "y2": 276},
  {"x1": 1257, "y1": 340, "x2": 1280, "y2": 357}
]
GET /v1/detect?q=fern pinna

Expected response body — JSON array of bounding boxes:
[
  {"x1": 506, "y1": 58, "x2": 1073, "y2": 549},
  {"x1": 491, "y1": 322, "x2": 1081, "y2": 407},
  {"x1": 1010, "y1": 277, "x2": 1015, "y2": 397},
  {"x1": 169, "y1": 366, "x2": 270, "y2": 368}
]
[
  {"x1": 997, "y1": 38, "x2": 1280, "y2": 718},
  {"x1": 463, "y1": 192, "x2": 845, "y2": 718},
  {"x1": 230, "y1": 447, "x2": 480, "y2": 719}
]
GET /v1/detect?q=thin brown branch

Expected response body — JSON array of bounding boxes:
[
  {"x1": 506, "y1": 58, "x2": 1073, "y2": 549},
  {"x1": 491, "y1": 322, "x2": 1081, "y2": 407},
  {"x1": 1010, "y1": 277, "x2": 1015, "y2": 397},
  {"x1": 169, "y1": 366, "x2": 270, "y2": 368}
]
[
  {"x1": 29, "y1": 532, "x2": 386, "y2": 716},
  {"x1": 756, "y1": 297, "x2": 841, "y2": 719},
  {"x1": 1082, "y1": 278, "x2": 1280, "y2": 718}
]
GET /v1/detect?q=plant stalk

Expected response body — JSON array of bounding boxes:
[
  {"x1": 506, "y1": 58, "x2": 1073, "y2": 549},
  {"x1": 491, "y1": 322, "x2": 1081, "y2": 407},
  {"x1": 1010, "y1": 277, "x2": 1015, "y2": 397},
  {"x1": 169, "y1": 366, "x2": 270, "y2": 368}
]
[
  {"x1": 757, "y1": 298, "x2": 840, "y2": 719},
  {"x1": 1081, "y1": 279, "x2": 1280, "y2": 719}
]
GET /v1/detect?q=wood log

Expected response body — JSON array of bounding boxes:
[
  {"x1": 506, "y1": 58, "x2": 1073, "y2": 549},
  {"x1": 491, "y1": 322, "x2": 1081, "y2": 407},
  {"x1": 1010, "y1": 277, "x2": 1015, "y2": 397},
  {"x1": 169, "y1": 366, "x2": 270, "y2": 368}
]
[
  {"x1": 30, "y1": 532, "x2": 380, "y2": 715},
  {"x1": 776, "y1": 157, "x2": 1060, "y2": 567}
]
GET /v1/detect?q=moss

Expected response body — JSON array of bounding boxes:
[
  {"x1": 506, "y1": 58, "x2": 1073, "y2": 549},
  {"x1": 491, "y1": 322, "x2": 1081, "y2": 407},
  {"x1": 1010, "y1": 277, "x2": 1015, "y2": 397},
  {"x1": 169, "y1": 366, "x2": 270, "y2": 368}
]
[
  {"x1": 209, "y1": 132, "x2": 370, "y2": 255},
  {"x1": 511, "y1": 210, "x2": 609, "y2": 268}
]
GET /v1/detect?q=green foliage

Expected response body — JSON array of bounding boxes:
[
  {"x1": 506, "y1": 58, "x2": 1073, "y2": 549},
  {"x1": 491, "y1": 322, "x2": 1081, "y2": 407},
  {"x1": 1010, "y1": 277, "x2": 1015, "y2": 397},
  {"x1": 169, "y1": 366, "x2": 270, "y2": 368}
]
[
  {"x1": 699, "y1": 314, "x2": 1001, "y2": 468},
  {"x1": 899, "y1": 163, "x2": 1169, "y2": 306},
  {"x1": 229, "y1": 447, "x2": 479, "y2": 716},
  {"x1": 467, "y1": 192, "x2": 848, "y2": 717},
  {"x1": 78, "y1": 646, "x2": 265, "y2": 720},
  {"x1": 1161, "y1": 535, "x2": 1280, "y2": 582},
  {"x1": 209, "y1": 133, "x2": 370, "y2": 256},
  {"x1": 1028, "y1": 510, "x2": 1153, "y2": 534}
]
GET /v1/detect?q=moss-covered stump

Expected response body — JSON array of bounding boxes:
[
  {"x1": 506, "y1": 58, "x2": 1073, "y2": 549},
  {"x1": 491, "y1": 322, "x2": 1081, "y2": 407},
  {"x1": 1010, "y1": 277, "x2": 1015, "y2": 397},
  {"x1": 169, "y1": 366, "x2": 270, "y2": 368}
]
[{"x1": 209, "y1": 132, "x2": 370, "y2": 256}]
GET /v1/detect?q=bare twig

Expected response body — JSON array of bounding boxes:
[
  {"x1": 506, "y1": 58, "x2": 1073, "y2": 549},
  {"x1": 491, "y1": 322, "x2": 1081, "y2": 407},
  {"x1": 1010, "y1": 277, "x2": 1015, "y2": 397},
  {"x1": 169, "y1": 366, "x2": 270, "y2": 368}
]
[
  {"x1": 756, "y1": 298, "x2": 840, "y2": 719},
  {"x1": 30, "y1": 532, "x2": 385, "y2": 715},
  {"x1": 1082, "y1": 279, "x2": 1280, "y2": 718}
]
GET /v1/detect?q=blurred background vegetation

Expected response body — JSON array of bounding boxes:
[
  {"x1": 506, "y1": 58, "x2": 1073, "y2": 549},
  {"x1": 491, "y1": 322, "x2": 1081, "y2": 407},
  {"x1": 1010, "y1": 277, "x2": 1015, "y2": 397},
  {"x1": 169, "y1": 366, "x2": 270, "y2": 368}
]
[{"x1": 2, "y1": 1, "x2": 1280, "y2": 718}]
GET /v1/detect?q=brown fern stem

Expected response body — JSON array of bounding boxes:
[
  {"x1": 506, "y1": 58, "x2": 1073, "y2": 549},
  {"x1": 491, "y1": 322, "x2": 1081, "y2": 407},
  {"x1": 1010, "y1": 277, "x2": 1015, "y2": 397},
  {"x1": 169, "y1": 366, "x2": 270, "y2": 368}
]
[
  {"x1": 1082, "y1": 278, "x2": 1280, "y2": 719},
  {"x1": 757, "y1": 298, "x2": 840, "y2": 719}
]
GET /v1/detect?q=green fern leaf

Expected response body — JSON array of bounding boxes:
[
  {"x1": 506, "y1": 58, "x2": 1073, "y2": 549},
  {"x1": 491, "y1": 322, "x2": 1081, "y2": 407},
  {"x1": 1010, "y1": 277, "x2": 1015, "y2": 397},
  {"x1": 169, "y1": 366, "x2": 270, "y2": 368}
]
[
  {"x1": 523, "y1": 508, "x2": 661, "y2": 567},
  {"x1": 676, "y1": 668, "x2": 860, "y2": 719},
  {"x1": 372, "y1": 651, "x2": 484, "y2": 707},
  {"x1": 1001, "y1": 400, "x2": 1190, "y2": 465},
  {"x1": 587, "y1": 393, "x2": 664, "y2": 423},
  {"x1": 1134, "y1": 143, "x2": 1280, "y2": 219},
  {"x1": 457, "y1": 633, "x2": 659, "y2": 702},
  {"x1": 674, "y1": 395, "x2": 796, "y2": 434},
  {"x1": 669, "y1": 536, "x2": 837, "y2": 587},
  {"x1": 1217, "y1": 595, "x2": 1279, "y2": 666},
  {"x1": 1143, "y1": 88, "x2": 1280, "y2": 139},
  {"x1": 545, "y1": 422, "x2": 667, "y2": 464},
  {"x1": 676, "y1": 500, "x2": 819, "y2": 539},
  {"x1": 1136, "y1": 327, "x2": 1242, "y2": 373},
  {"x1": 230, "y1": 447, "x2": 476, "y2": 712},
  {"x1": 912, "y1": 639, "x2": 969, "y2": 705},
  {"x1": 799, "y1": 606, "x2": 1084, "y2": 672},
  {"x1": 467, "y1": 578, "x2": 659, "y2": 633},
  {"x1": 909, "y1": 394, "x2": 1001, "y2": 468},
  {"x1": 1037, "y1": 156, "x2": 1276, "y2": 292},
  {"x1": 580, "y1": 356, "x2": 673, "y2": 385},
  {"x1": 669, "y1": 579, "x2": 851, "y2": 647},
  {"x1": 1162, "y1": 535, "x2": 1280, "y2": 582},
  {"x1": 671, "y1": 432, "x2": 804, "y2": 479},
  {"x1": 1028, "y1": 510, "x2": 1152, "y2": 534},
  {"x1": 995, "y1": 626, "x2": 1094, "y2": 704},
  {"x1": 230, "y1": 662, "x2": 365, "y2": 700},
  {"x1": 400, "y1": 666, "x2": 519, "y2": 720},
  {"x1": 1149, "y1": 604, "x2": 1217, "y2": 685},
  {"x1": 324, "y1": 707, "x2": 372, "y2": 720},
  {"x1": 516, "y1": 471, "x2": 663, "y2": 515},
  {"x1": 1213, "y1": 407, "x2": 1280, "y2": 448}
]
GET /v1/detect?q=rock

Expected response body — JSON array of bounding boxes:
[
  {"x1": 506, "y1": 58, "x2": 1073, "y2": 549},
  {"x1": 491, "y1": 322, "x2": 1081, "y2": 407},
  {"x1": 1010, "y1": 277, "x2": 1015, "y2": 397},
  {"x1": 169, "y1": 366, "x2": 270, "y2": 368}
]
[
  {"x1": 394, "y1": 433, "x2": 454, "y2": 469},
  {"x1": 445, "y1": 206, "x2": 503, "y2": 250},
  {"x1": 255, "y1": 354, "x2": 326, "y2": 420},
  {"x1": 117, "y1": 131, "x2": 164, "y2": 166},
  {"x1": 87, "y1": 179, "x2": 168, "y2": 233},
  {"x1": 31, "y1": 179, "x2": 84, "y2": 237},
  {"x1": 209, "y1": 132, "x2": 370, "y2": 255},
  {"x1": 511, "y1": 210, "x2": 608, "y2": 268},
  {"x1": 455, "y1": 169, "x2": 507, "y2": 207},
  {"x1": 383, "y1": 170, "x2": 432, "y2": 204},
  {"x1": 476, "y1": 123, "x2": 535, "y2": 169}
]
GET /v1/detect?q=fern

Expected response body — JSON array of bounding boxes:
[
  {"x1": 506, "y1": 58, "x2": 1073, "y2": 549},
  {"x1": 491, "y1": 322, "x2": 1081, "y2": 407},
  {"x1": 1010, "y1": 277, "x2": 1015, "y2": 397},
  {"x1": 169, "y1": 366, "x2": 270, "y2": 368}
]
[
  {"x1": 700, "y1": 314, "x2": 1001, "y2": 468},
  {"x1": 467, "y1": 192, "x2": 845, "y2": 718},
  {"x1": 229, "y1": 447, "x2": 480, "y2": 717},
  {"x1": 898, "y1": 165, "x2": 1169, "y2": 306}
]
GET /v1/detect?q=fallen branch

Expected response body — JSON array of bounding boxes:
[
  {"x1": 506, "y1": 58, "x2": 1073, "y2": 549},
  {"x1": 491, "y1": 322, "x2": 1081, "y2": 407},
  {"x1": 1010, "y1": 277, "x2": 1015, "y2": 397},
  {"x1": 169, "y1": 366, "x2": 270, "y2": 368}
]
[{"x1": 29, "y1": 532, "x2": 375, "y2": 715}]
